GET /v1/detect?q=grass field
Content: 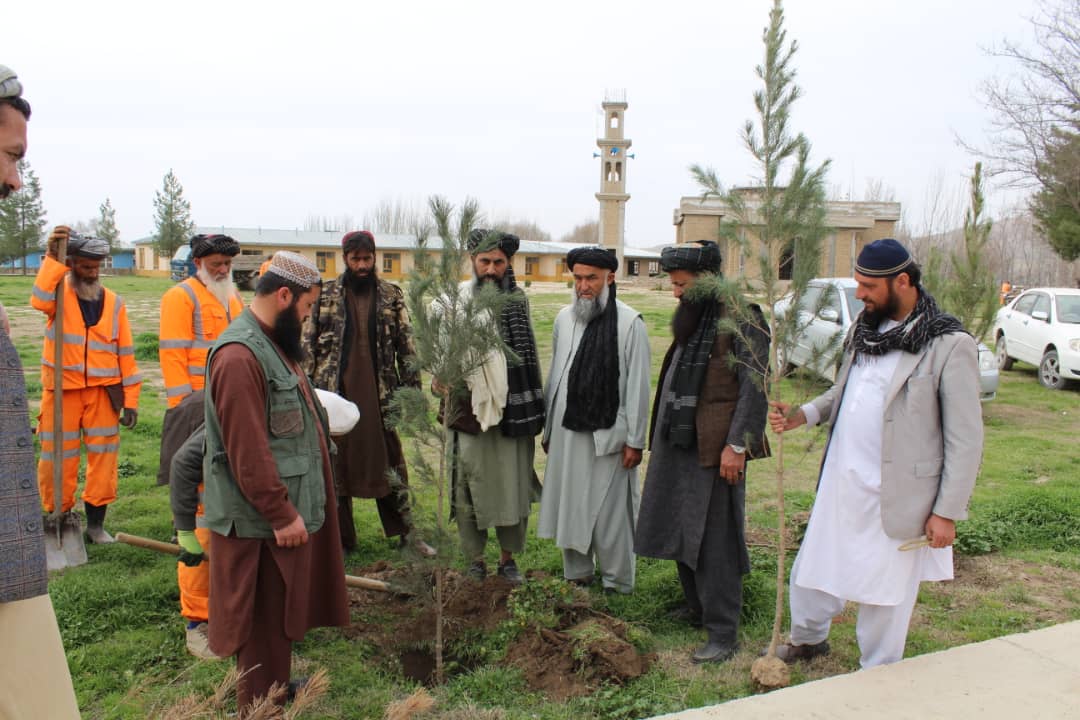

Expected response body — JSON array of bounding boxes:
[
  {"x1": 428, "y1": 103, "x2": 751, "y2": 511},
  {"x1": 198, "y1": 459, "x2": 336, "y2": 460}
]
[{"x1": 2, "y1": 274, "x2": 1078, "y2": 719}]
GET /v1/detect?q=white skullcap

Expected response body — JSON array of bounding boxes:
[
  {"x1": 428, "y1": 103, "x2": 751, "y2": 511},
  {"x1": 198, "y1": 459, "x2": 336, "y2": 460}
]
[
  {"x1": 314, "y1": 389, "x2": 361, "y2": 436},
  {"x1": 0, "y1": 65, "x2": 24, "y2": 100},
  {"x1": 266, "y1": 250, "x2": 321, "y2": 288}
]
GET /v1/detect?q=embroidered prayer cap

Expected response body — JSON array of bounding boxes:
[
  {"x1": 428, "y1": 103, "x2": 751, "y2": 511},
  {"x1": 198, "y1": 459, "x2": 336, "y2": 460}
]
[
  {"x1": 67, "y1": 232, "x2": 110, "y2": 260},
  {"x1": 660, "y1": 240, "x2": 721, "y2": 274},
  {"x1": 190, "y1": 233, "x2": 240, "y2": 259},
  {"x1": 342, "y1": 230, "x2": 376, "y2": 254},
  {"x1": 265, "y1": 250, "x2": 322, "y2": 288},
  {"x1": 855, "y1": 238, "x2": 913, "y2": 278},
  {"x1": 566, "y1": 245, "x2": 618, "y2": 272},
  {"x1": 467, "y1": 228, "x2": 520, "y2": 258}
]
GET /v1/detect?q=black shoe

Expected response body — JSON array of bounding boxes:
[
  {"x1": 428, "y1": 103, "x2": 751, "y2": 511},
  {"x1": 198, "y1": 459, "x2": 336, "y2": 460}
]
[
  {"x1": 770, "y1": 640, "x2": 831, "y2": 664},
  {"x1": 668, "y1": 605, "x2": 703, "y2": 627},
  {"x1": 286, "y1": 676, "x2": 309, "y2": 702},
  {"x1": 497, "y1": 559, "x2": 523, "y2": 585},
  {"x1": 691, "y1": 641, "x2": 737, "y2": 664},
  {"x1": 568, "y1": 575, "x2": 596, "y2": 588},
  {"x1": 467, "y1": 560, "x2": 487, "y2": 580}
]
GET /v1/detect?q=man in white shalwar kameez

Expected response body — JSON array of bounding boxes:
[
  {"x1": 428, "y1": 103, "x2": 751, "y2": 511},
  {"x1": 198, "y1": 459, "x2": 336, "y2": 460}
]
[
  {"x1": 538, "y1": 247, "x2": 650, "y2": 594},
  {"x1": 769, "y1": 238, "x2": 983, "y2": 668}
]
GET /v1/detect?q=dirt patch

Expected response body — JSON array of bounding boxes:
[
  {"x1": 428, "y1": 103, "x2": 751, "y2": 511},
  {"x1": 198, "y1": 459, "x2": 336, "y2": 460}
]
[
  {"x1": 505, "y1": 615, "x2": 654, "y2": 701},
  {"x1": 342, "y1": 563, "x2": 654, "y2": 697}
]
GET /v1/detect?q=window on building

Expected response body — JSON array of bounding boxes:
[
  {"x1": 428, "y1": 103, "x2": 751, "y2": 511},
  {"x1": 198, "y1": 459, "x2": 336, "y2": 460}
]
[
  {"x1": 241, "y1": 249, "x2": 261, "y2": 256},
  {"x1": 558, "y1": 259, "x2": 568, "y2": 277},
  {"x1": 628, "y1": 260, "x2": 639, "y2": 276},
  {"x1": 383, "y1": 253, "x2": 400, "y2": 273},
  {"x1": 615, "y1": 162, "x2": 622, "y2": 182},
  {"x1": 648, "y1": 261, "x2": 659, "y2": 276},
  {"x1": 779, "y1": 242, "x2": 795, "y2": 280},
  {"x1": 315, "y1": 251, "x2": 332, "y2": 272},
  {"x1": 525, "y1": 256, "x2": 539, "y2": 276},
  {"x1": 610, "y1": 113, "x2": 619, "y2": 129}
]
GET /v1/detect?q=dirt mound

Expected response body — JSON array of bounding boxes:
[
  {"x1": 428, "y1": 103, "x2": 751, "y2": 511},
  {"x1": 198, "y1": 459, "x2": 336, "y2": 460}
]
[
  {"x1": 505, "y1": 615, "x2": 655, "y2": 701},
  {"x1": 342, "y1": 563, "x2": 654, "y2": 697}
]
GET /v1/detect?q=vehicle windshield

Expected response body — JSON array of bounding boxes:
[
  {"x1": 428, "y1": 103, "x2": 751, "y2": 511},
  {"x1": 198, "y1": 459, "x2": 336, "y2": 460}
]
[
  {"x1": 844, "y1": 288, "x2": 864, "y2": 320},
  {"x1": 172, "y1": 246, "x2": 191, "y2": 262},
  {"x1": 1057, "y1": 295, "x2": 1080, "y2": 324}
]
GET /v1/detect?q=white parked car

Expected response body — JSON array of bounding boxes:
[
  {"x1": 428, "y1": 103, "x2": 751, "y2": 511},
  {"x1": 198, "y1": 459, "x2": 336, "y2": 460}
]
[
  {"x1": 993, "y1": 287, "x2": 1080, "y2": 390},
  {"x1": 774, "y1": 278, "x2": 998, "y2": 400}
]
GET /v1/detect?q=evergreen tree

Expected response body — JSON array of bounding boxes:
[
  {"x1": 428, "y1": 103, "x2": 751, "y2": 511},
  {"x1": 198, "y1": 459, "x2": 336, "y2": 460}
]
[
  {"x1": 1030, "y1": 129, "x2": 1080, "y2": 262},
  {"x1": 152, "y1": 169, "x2": 194, "y2": 258},
  {"x1": 0, "y1": 159, "x2": 47, "y2": 275},
  {"x1": 924, "y1": 163, "x2": 999, "y2": 341},
  {"x1": 689, "y1": 0, "x2": 830, "y2": 687},
  {"x1": 97, "y1": 197, "x2": 119, "y2": 250}
]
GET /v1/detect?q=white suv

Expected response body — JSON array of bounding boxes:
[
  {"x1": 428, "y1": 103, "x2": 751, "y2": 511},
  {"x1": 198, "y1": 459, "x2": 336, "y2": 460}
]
[{"x1": 993, "y1": 287, "x2": 1080, "y2": 390}]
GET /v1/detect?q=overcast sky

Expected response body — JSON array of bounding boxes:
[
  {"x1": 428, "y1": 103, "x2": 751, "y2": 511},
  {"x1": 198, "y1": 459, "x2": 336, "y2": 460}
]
[{"x1": 6, "y1": 0, "x2": 1038, "y2": 249}]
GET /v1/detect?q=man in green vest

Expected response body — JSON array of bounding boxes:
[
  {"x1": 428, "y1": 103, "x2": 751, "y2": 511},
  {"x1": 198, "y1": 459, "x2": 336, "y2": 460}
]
[{"x1": 201, "y1": 251, "x2": 349, "y2": 714}]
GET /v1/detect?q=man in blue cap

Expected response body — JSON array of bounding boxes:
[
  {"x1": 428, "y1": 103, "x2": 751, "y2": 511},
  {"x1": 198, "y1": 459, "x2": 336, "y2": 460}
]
[{"x1": 768, "y1": 238, "x2": 983, "y2": 668}]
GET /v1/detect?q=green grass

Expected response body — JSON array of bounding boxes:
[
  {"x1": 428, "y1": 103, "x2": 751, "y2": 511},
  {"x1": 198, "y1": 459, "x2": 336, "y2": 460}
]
[{"x1": 3, "y1": 275, "x2": 1079, "y2": 718}]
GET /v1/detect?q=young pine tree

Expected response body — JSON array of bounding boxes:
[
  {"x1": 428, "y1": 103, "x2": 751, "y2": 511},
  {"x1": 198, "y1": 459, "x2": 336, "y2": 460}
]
[
  {"x1": 0, "y1": 159, "x2": 47, "y2": 275},
  {"x1": 152, "y1": 169, "x2": 195, "y2": 258}
]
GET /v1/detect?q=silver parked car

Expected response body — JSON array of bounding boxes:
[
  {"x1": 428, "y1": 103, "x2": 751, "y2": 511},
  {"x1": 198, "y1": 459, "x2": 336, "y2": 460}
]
[
  {"x1": 993, "y1": 287, "x2": 1080, "y2": 390},
  {"x1": 773, "y1": 278, "x2": 998, "y2": 400}
]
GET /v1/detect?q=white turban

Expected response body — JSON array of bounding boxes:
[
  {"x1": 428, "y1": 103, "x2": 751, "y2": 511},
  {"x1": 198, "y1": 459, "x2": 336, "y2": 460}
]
[{"x1": 314, "y1": 389, "x2": 360, "y2": 436}]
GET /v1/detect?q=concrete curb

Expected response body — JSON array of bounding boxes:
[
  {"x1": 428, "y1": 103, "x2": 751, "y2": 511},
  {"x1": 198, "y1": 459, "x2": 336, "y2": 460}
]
[{"x1": 648, "y1": 621, "x2": 1080, "y2": 719}]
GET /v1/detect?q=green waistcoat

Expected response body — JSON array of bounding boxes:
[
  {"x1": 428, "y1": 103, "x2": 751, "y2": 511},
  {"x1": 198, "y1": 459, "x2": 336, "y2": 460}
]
[{"x1": 202, "y1": 309, "x2": 330, "y2": 538}]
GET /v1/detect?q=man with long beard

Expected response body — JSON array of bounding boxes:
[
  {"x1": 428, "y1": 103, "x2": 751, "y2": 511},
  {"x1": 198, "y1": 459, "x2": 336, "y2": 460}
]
[
  {"x1": 437, "y1": 229, "x2": 545, "y2": 583},
  {"x1": 768, "y1": 238, "x2": 982, "y2": 668},
  {"x1": 158, "y1": 233, "x2": 244, "y2": 657},
  {"x1": 159, "y1": 233, "x2": 244, "y2": 411},
  {"x1": 635, "y1": 240, "x2": 769, "y2": 664},
  {"x1": 537, "y1": 247, "x2": 650, "y2": 594},
  {"x1": 32, "y1": 226, "x2": 142, "y2": 545},
  {"x1": 202, "y1": 251, "x2": 348, "y2": 714},
  {"x1": 303, "y1": 230, "x2": 433, "y2": 555}
]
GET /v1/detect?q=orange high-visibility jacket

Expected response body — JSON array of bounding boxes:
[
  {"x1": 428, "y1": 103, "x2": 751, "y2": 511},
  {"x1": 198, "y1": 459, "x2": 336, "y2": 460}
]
[
  {"x1": 158, "y1": 277, "x2": 243, "y2": 407},
  {"x1": 31, "y1": 256, "x2": 142, "y2": 408}
]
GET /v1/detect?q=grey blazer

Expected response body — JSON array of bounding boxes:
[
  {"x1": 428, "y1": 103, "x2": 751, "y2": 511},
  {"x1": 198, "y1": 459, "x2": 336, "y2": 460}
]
[{"x1": 808, "y1": 328, "x2": 984, "y2": 540}]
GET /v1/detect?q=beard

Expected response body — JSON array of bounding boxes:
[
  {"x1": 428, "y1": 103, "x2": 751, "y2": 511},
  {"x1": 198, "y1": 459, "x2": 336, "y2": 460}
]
[
  {"x1": 271, "y1": 299, "x2": 306, "y2": 363},
  {"x1": 345, "y1": 267, "x2": 376, "y2": 294},
  {"x1": 572, "y1": 282, "x2": 610, "y2": 324},
  {"x1": 672, "y1": 298, "x2": 707, "y2": 346},
  {"x1": 474, "y1": 269, "x2": 511, "y2": 292},
  {"x1": 71, "y1": 274, "x2": 103, "y2": 302},
  {"x1": 196, "y1": 266, "x2": 237, "y2": 308},
  {"x1": 862, "y1": 281, "x2": 902, "y2": 327},
  {"x1": 0, "y1": 183, "x2": 13, "y2": 200}
]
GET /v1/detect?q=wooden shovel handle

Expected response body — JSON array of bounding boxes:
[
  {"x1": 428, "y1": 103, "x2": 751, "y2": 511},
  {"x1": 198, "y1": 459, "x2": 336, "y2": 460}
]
[
  {"x1": 114, "y1": 532, "x2": 398, "y2": 593},
  {"x1": 51, "y1": 236, "x2": 67, "y2": 522}
]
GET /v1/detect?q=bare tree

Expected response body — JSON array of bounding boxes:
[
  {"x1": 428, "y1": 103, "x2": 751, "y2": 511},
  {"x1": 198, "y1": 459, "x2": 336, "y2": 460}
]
[
  {"x1": 302, "y1": 213, "x2": 357, "y2": 233},
  {"x1": 489, "y1": 216, "x2": 552, "y2": 243},
  {"x1": 556, "y1": 219, "x2": 599, "y2": 245},
  {"x1": 967, "y1": 0, "x2": 1079, "y2": 186},
  {"x1": 360, "y1": 197, "x2": 427, "y2": 236}
]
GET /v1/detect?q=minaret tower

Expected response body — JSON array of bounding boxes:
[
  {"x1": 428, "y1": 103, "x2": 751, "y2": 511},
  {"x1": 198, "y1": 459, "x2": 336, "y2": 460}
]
[{"x1": 596, "y1": 90, "x2": 631, "y2": 270}]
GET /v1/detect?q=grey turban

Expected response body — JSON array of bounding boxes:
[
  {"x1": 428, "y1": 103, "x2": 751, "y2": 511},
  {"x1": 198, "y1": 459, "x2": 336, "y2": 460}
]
[
  {"x1": 660, "y1": 240, "x2": 721, "y2": 274},
  {"x1": 467, "y1": 228, "x2": 520, "y2": 258},
  {"x1": 68, "y1": 232, "x2": 110, "y2": 260},
  {"x1": 0, "y1": 65, "x2": 23, "y2": 101}
]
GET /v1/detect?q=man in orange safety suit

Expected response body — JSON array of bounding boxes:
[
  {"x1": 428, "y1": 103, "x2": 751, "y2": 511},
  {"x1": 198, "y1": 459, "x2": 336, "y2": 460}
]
[
  {"x1": 32, "y1": 226, "x2": 142, "y2": 544},
  {"x1": 157, "y1": 233, "x2": 243, "y2": 659}
]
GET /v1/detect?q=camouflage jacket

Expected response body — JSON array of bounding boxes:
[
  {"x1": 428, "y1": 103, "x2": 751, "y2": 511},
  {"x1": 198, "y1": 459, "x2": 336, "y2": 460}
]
[{"x1": 302, "y1": 276, "x2": 420, "y2": 425}]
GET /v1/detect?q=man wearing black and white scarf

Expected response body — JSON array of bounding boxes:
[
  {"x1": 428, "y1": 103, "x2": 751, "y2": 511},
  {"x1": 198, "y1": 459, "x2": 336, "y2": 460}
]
[
  {"x1": 769, "y1": 238, "x2": 983, "y2": 669},
  {"x1": 448, "y1": 229, "x2": 545, "y2": 584},
  {"x1": 635, "y1": 240, "x2": 770, "y2": 664},
  {"x1": 537, "y1": 247, "x2": 650, "y2": 594}
]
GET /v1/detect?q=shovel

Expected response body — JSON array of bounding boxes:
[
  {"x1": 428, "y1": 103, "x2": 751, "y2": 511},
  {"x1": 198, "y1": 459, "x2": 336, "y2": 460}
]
[
  {"x1": 44, "y1": 235, "x2": 88, "y2": 571},
  {"x1": 115, "y1": 532, "x2": 409, "y2": 595}
]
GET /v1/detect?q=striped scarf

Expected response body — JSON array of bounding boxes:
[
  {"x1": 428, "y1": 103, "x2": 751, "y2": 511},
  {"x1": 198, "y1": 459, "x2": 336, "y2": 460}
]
[
  {"x1": 849, "y1": 289, "x2": 965, "y2": 363},
  {"x1": 497, "y1": 266, "x2": 546, "y2": 437},
  {"x1": 661, "y1": 298, "x2": 720, "y2": 449}
]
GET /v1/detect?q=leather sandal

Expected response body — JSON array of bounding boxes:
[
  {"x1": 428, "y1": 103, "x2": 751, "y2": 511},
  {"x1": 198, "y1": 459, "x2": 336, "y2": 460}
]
[{"x1": 771, "y1": 640, "x2": 830, "y2": 663}]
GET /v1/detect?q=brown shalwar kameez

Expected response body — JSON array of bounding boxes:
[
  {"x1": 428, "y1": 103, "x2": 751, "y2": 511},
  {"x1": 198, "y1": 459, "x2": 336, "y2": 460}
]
[
  {"x1": 206, "y1": 331, "x2": 348, "y2": 714},
  {"x1": 334, "y1": 286, "x2": 411, "y2": 544}
]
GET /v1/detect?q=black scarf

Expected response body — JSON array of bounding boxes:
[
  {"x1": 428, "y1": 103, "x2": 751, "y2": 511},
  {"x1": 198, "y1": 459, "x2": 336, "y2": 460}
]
[
  {"x1": 849, "y1": 288, "x2": 965, "y2": 363},
  {"x1": 497, "y1": 266, "x2": 546, "y2": 437},
  {"x1": 562, "y1": 285, "x2": 620, "y2": 432},
  {"x1": 662, "y1": 298, "x2": 721, "y2": 449}
]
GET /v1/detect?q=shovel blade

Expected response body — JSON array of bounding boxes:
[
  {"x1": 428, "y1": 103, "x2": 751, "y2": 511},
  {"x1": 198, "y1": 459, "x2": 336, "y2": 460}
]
[{"x1": 44, "y1": 513, "x2": 89, "y2": 570}]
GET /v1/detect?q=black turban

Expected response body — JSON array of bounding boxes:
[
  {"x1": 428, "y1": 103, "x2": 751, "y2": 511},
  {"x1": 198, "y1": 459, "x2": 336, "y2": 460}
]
[
  {"x1": 467, "y1": 228, "x2": 520, "y2": 258},
  {"x1": 190, "y1": 234, "x2": 240, "y2": 259},
  {"x1": 342, "y1": 230, "x2": 376, "y2": 254},
  {"x1": 660, "y1": 240, "x2": 721, "y2": 274},
  {"x1": 855, "y1": 238, "x2": 913, "y2": 278},
  {"x1": 68, "y1": 232, "x2": 109, "y2": 260},
  {"x1": 566, "y1": 246, "x2": 618, "y2": 273}
]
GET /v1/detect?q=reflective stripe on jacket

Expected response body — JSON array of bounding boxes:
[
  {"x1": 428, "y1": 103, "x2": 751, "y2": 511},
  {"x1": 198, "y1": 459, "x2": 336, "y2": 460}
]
[
  {"x1": 31, "y1": 256, "x2": 142, "y2": 408},
  {"x1": 159, "y1": 277, "x2": 243, "y2": 407}
]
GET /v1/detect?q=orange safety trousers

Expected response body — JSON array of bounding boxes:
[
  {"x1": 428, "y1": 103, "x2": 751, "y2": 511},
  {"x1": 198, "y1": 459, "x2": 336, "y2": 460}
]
[
  {"x1": 178, "y1": 523, "x2": 211, "y2": 623},
  {"x1": 37, "y1": 386, "x2": 120, "y2": 512}
]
